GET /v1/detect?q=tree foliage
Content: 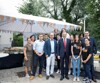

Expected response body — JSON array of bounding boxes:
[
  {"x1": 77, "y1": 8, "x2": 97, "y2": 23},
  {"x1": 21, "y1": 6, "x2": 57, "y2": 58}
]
[
  {"x1": 85, "y1": 0, "x2": 100, "y2": 50},
  {"x1": 19, "y1": 0, "x2": 77, "y2": 22},
  {"x1": 12, "y1": 33, "x2": 23, "y2": 47}
]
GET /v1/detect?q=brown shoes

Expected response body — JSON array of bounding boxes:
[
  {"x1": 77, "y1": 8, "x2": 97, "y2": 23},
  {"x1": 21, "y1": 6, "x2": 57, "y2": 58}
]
[{"x1": 29, "y1": 76, "x2": 35, "y2": 80}]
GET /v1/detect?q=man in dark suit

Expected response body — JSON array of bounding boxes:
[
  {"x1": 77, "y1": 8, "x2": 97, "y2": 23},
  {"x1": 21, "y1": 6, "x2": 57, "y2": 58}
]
[
  {"x1": 81, "y1": 31, "x2": 97, "y2": 82},
  {"x1": 44, "y1": 33, "x2": 57, "y2": 80},
  {"x1": 57, "y1": 31, "x2": 71, "y2": 81}
]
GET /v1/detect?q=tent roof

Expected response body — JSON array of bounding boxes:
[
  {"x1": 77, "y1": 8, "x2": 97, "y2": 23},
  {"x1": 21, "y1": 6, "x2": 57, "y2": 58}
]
[
  {"x1": 0, "y1": 12, "x2": 80, "y2": 33},
  {"x1": 0, "y1": 12, "x2": 78, "y2": 26}
]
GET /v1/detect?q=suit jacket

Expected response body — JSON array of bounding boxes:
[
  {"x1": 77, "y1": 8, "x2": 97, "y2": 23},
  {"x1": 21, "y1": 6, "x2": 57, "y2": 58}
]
[
  {"x1": 81, "y1": 37, "x2": 97, "y2": 54},
  {"x1": 44, "y1": 39, "x2": 57, "y2": 56},
  {"x1": 57, "y1": 38, "x2": 71, "y2": 57}
]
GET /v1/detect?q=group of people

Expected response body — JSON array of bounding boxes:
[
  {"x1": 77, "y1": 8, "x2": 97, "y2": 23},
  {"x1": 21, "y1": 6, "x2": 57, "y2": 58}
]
[{"x1": 24, "y1": 28, "x2": 97, "y2": 83}]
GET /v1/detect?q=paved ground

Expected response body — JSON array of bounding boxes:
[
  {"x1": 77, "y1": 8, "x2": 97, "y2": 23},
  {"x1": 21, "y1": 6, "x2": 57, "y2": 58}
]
[{"x1": 0, "y1": 67, "x2": 100, "y2": 83}]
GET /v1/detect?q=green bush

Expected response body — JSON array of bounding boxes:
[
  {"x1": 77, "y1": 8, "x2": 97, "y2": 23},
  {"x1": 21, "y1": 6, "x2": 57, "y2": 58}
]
[{"x1": 12, "y1": 33, "x2": 23, "y2": 47}]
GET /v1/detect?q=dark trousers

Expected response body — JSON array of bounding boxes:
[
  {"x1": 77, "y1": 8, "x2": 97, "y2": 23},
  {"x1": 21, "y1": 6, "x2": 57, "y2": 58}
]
[
  {"x1": 83, "y1": 57, "x2": 95, "y2": 79},
  {"x1": 84, "y1": 64, "x2": 92, "y2": 80},
  {"x1": 91, "y1": 64, "x2": 95, "y2": 79},
  {"x1": 56, "y1": 56, "x2": 60, "y2": 70},
  {"x1": 43, "y1": 54, "x2": 46, "y2": 69},
  {"x1": 60, "y1": 52, "x2": 69, "y2": 77},
  {"x1": 90, "y1": 56, "x2": 95, "y2": 79},
  {"x1": 32, "y1": 54, "x2": 43, "y2": 76}
]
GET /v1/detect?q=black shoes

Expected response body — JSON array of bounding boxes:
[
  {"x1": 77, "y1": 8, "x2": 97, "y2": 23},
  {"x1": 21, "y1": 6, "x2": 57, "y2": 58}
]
[
  {"x1": 92, "y1": 78, "x2": 97, "y2": 82},
  {"x1": 46, "y1": 76, "x2": 49, "y2": 80},
  {"x1": 50, "y1": 75, "x2": 55, "y2": 78},
  {"x1": 60, "y1": 76, "x2": 64, "y2": 81},
  {"x1": 46, "y1": 75, "x2": 55, "y2": 80},
  {"x1": 60, "y1": 76, "x2": 69, "y2": 81},
  {"x1": 65, "y1": 76, "x2": 69, "y2": 80}
]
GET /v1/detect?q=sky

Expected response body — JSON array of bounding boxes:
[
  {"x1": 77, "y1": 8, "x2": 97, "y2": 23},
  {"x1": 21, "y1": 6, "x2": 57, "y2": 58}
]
[{"x1": 0, "y1": 0, "x2": 24, "y2": 14}]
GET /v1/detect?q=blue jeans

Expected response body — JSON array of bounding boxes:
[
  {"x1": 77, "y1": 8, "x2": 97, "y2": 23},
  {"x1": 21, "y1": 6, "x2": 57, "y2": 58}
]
[{"x1": 72, "y1": 55, "x2": 80, "y2": 77}]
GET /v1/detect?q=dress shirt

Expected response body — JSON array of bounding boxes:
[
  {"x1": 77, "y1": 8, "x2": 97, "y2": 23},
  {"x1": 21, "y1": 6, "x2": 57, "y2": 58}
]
[
  {"x1": 50, "y1": 39, "x2": 55, "y2": 53},
  {"x1": 33, "y1": 40, "x2": 44, "y2": 53}
]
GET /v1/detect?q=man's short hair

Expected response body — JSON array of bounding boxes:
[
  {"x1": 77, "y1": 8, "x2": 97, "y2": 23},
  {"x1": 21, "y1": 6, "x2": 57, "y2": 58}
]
[
  {"x1": 45, "y1": 34, "x2": 48, "y2": 36},
  {"x1": 50, "y1": 32, "x2": 54, "y2": 35},
  {"x1": 39, "y1": 33, "x2": 43, "y2": 36},
  {"x1": 85, "y1": 31, "x2": 89, "y2": 34}
]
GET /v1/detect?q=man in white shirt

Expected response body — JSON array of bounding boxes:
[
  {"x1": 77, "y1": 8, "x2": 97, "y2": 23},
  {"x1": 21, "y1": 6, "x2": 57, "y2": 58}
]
[
  {"x1": 44, "y1": 33, "x2": 57, "y2": 80},
  {"x1": 30, "y1": 34, "x2": 45, "y2": 80}
]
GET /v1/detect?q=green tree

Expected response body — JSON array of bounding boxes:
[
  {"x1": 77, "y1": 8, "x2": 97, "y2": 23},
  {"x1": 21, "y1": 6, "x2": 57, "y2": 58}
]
[
  {"x1": 18, "y1": 0, "x2": 42, "y2": 16},
  {"x1": 18, "y1": 0, "x2": 76, "y2": 22},
  {"x1": 71, "y1": 0, "x2": 87, "y2": 24},
  {"x1": 85, "y1": 0, "x2": 100, "y2": 50},
  {"x1": 71, "y1": 0, "x2": 100, "y2": 50},
  {"x1": 13, "y1": 33, "x2": 23, "y2": 47}
]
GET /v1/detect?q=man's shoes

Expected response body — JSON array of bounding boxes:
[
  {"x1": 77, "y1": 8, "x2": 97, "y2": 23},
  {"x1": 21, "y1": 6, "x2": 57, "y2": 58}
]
[
  {"x1": 29, "y1": 76, "x2": 35, "y2": 80},
  {"x1": 50, "y1": 74, "x2": 55, "y2": 78},
  {"x1": 92, "y1": 78, "x2": 97, "y2": 82},
  {"x1": 38, "y1": 74, "x2": 43, "y2": 78},
  {"x1": 65, "y1": 76, "x2": 69, "y2": 80},
  {"x1": 46, "y1": 76, "x2": 50, "y2": 80},
  {"x1": 60, "y1": 76, "x2": 64, "y2": 81}
]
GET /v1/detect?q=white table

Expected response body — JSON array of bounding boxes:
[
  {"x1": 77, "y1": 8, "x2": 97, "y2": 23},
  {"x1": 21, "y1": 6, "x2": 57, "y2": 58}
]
[{"x1": 0, "y1": 53, "x2": 9, "y2": 58}]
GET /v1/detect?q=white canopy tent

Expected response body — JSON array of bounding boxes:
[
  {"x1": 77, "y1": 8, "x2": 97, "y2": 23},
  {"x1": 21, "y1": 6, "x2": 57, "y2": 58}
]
[{"x1": 0, "y1": 12, "x2": 81, "y2": 33}]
